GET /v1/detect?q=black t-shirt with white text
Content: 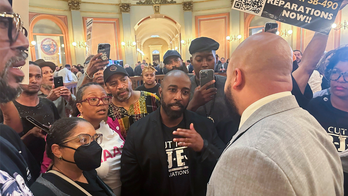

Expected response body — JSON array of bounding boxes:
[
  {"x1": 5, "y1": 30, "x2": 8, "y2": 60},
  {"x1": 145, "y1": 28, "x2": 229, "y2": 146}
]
[
  {"x1": 162, "y1": 119, "x2": 191, "y2": 196},
  {"x1": 307, "y1": 95, "x2": 348, "y2": 195},
  {"x1": 307, "y1": 95, "x2": 348, "y2": 152}
]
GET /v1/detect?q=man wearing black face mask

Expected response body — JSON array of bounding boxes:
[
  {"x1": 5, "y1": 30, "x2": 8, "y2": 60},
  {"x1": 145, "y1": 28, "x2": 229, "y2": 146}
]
[{"x1": 121, "y1": 70, "x2": 225, "y2": 196}]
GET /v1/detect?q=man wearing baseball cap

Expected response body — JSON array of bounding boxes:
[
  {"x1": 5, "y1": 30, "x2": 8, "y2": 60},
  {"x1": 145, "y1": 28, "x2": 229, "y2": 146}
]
[
  {"x1": 162, "y1": 50, "x2": 188, "y2": 74},
  {"x1": 105, "y1": 64, "x2": 160, "y2": 138},
  {"x1": 187, "y1": 37, "x2": 234, "y2": 125},
  {"x1": 36, "y1": 59, "x2": 76, "y2": 118}
]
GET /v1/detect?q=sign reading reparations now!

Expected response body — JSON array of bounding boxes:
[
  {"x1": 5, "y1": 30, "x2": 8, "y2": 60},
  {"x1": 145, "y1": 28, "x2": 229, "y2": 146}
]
[{"x1": 232, "y1": 0, "x2": 342, "y2": 34}]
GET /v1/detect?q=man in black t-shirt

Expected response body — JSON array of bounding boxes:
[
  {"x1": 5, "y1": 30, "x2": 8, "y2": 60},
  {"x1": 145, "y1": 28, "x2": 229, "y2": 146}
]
[
  {"x1": 307, "y1": 46, "x2": 348, "y2": 195},
  {"x1": 121, "y1": 70, "x2": 225, "y2": 196},
  {"x1": 1, "y1": 63, "x2": 60, "y2": 165}
]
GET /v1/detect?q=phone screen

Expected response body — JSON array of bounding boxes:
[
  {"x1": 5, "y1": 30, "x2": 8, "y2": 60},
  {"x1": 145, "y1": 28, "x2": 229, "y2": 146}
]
[{"x1": 98, "y1": 43, "x2": 111, "y2": 61}]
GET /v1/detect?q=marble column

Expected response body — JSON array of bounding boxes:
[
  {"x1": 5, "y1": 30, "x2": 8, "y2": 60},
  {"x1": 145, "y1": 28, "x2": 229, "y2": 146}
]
[
  {"x1": 183, "y1": 2, "x2": 193, "y2": 61},
  {"x1": 71, "y1": 10, "x2": 85, "y2": 64},
  {"x1": 120, "y1": 3, "x2": 135, "y2": 66}
]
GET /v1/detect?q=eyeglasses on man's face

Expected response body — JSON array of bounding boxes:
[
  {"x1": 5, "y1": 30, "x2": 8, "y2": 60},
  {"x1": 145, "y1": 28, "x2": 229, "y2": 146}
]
[
  {"x1": 0, "y1": 12, "x2": 28, "y2": 44},
  {"x1": 62, "y1": 133, "x2": 103, "y2": 146},
  {"x1": 329, "y1": 69, "x2": 348, "y2": 83},
  {"x1": 80, "y1": 96, "x2": 111, "y2": 106}
]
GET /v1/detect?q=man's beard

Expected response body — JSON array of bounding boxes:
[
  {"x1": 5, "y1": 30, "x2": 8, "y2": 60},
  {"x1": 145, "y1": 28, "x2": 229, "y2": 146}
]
[
  {"x1": 115, "y1": 89, "x2": 131, "y2": 102},
  {"x1": 22, "y1": 88, "x2": 40, "y2": 96},
  {"x1": 161, "y1": 93, "x2": 186, "y2": 120},
  {"x1": 0, "y1": 79, "x2": 22, "y2": 103},
  {"x1": 0, "y1": 52, "x2": 27, "y2": 103},
  {"x1": 224, "y1": 84, "x2": 241, "y2": 123}
]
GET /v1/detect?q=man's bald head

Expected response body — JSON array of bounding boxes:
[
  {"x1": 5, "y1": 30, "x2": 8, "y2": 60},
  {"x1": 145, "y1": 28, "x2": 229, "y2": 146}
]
[
  {"x1": 162, "y1": 70, "x2": 190, "y2": 87},
  {"x1": 229, "y1": 32, "x2": 293, "y2": 80},
  {"x1": 225, "y1": 33, "x2": 293, "y2": 115}
]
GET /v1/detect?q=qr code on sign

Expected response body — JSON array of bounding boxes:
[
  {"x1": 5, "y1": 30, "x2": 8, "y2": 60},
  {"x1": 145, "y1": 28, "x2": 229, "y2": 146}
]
[{"x1": 232, "y1": 0, "x2": 266, "y2": 16}]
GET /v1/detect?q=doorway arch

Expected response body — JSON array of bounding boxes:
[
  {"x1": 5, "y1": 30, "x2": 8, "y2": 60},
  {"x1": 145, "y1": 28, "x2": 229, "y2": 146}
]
[
  {"x1": 29, "y1": 14, "x2": 72, "y2": 65},
  {"x1": 134, "y1": 14, "x2": 181, "y2": 63}
]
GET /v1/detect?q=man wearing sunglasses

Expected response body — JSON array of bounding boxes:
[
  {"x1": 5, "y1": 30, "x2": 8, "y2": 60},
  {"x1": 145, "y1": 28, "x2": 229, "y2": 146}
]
[
  {"x1": 307, "y1": 46, "x2": 348, "y2": 194},
  {"x1": 0, "y1": 0, "x2": 39, "y2": 194}
]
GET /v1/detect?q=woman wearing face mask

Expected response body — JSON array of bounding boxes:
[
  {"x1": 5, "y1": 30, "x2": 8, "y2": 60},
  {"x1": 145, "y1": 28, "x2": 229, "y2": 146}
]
[
  {"x1": 76, "y1": 82, "x2": 124, "y2": 195},
  {"x1": 30, "y1": 117, "x2": 115, "y2": 196}
]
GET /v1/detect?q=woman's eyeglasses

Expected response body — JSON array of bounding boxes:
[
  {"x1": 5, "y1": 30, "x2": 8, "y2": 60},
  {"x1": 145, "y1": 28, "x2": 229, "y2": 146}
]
[
  {"x1": 0, "y1": 12, "x2": 28, "y2": 44},
  {"x1": 62, "y1": 133, "x2": 103, "y2": 146},
  {"x1": 79, "y1": 96, "x2": 111, "y2": 106},
  {"x1": 329, "y1": 69, "x2": 348, "y2": 83}
]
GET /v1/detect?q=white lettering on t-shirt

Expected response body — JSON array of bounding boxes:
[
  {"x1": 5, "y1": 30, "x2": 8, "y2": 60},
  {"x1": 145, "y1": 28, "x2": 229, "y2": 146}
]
[
  {"x1": 165, "y1": 141, "x2": 189, "y2": 177},
  {"x1": 327, "y1": 126, "x2": 348, "y2": 152}
]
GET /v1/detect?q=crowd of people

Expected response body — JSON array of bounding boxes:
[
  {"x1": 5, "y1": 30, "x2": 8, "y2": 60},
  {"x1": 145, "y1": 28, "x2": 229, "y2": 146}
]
[{"x1": 1, "y1": 0, "x2": 348, "y2": 195}]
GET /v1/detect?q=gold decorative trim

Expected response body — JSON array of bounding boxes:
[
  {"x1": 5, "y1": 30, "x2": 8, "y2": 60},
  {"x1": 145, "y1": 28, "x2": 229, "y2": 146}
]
[
  {"x1": 183, "y1": 1, "x2": 193, "y2": 11},
  {"x1": 120, "y1": 3, "x2": 131, "y2": 13},
  {"x1": 68, "y1": 0, "x2": 81, "y2": 10},
  {"x1": 136, "y1": 0, "x2": 176, "y2": 5},
  {"x1": 29, "y1": 6, "x2": 69, "y2": 11}
]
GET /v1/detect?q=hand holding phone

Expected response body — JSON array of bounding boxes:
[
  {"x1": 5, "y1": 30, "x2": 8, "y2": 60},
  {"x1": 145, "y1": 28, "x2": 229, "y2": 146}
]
[
  {"x1": 25, "y1": 116, "x2": 50, "y2": 133},
  {"x1": 98, "y1": 43, "x2": 110, "y2": 61},
  {"x1": 85, "y1": 54, "x2": 109, "y2": 79}
]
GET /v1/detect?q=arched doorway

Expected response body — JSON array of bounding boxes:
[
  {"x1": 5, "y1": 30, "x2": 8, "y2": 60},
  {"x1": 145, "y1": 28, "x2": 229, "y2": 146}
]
[
  {"x1": 29, "y1": 14, "x2": 72, "y2": 66},
  {"x1": 134, "y1": 14, "x2": 181, "y2": 64}
]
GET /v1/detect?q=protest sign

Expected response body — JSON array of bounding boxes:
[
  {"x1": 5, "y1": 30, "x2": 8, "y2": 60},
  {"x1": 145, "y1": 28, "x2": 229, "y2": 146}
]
[{"x1": 232, "y1": 0, "x2": 342, "y2": 34}]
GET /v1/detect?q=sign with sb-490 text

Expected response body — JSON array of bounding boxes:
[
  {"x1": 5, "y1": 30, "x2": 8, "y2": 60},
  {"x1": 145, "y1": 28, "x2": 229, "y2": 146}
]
[{"x1": 232, "y1": 0, "x2": 342, "y2": 34}]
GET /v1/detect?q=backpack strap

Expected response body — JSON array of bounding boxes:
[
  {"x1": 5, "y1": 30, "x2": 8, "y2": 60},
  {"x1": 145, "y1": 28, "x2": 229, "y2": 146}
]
[
  {"x1": 47, "y1": 170, "x2": 92, "y2": 196},
  {"x1": 35, "y1": 174, "x2": 70, "y2": 196}
]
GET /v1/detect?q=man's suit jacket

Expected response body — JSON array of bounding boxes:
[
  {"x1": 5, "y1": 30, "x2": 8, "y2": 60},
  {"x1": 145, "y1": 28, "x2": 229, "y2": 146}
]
[
  {"x1": 207, "y1": 95, "x2": 343, "y2": 196},
  {"x1": 121, "y1": 109, "x2": 225, "y2": 196}
]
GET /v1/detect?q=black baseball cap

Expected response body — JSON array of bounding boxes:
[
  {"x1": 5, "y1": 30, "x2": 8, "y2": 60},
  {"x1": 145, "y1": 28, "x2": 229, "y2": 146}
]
[
  {"x1": 103, "y1": 64, "x2": 129, "y2": 83},
  {"x1": 35, "y1": 59, "x2": 56, "y2": 71},
  {"x1": 163, "y1": 50, "x2": 182, "y2": 64}
]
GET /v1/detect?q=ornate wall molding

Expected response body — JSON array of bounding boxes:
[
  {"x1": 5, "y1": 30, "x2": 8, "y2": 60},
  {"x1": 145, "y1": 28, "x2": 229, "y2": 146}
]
[
  {"x1": 183, "y1": 1, "x2": 193, "y2": 11},
  {"x1": 153, "y1": 4, "x2": 160, "y2": 14},
  {"x1": 68, "y1": 0, "x2": 81, "y2": 10},
  {"x1": 136, "y1": 0, "x2": 176, "y2": 5},
  {"x1": 120, "y1": 3, "x2": 131, "y2": 13}
]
